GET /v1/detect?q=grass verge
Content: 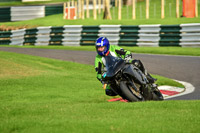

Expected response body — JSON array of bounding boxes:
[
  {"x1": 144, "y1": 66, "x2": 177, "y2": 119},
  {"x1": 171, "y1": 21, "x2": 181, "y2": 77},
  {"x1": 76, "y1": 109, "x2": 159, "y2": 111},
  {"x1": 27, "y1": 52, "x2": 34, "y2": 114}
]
[
  {"x1": 0, "y1": 0, "x2": 199, "y2": 30},
  {"x1": 1, "y1": 14, "x2": 200, "y2": 28},
  {"x1": 1, "y1": 51, "x2": 198, "y2": 133},
  {"x1": 1, "y1": 45, "x2": 200, "y2": 56}
]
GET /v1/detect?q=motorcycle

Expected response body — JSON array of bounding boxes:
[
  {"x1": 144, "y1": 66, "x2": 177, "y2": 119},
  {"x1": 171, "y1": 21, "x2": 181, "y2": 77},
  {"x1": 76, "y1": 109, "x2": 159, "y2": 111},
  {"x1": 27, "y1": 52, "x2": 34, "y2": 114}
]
[{"x1": 102, "y1": 54, "x2": 164, "y2": 102}]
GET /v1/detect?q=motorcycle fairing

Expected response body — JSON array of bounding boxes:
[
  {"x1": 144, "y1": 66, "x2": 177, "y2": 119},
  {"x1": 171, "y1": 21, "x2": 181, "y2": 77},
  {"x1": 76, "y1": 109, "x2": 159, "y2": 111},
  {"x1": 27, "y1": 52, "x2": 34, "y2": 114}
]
[{"x1": 123, "y1": 64, "x2": 148, "y2": 85}]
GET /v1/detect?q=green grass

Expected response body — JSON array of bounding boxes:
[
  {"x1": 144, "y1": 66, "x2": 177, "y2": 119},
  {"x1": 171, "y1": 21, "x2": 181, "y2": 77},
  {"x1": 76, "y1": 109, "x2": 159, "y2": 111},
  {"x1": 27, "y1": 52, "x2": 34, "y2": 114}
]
[
  {"x1": 0, "y1": 1, "x2": 199, "y2": 132},
  {"x1": 1, "y1": 51, "x2": 197, "y2": 133},
  {"x1": 1, "y1": 13, "x2": 200, "y2": 28},
  {"x1": 124, "y1": 46, "x2": 200, "y2": 56},
  {"x1": 0, "y1": 0, "x2": 200, "y2": 27},
  {"x1": 1, "y1": 45, "x2": 200, "y2": 56}
]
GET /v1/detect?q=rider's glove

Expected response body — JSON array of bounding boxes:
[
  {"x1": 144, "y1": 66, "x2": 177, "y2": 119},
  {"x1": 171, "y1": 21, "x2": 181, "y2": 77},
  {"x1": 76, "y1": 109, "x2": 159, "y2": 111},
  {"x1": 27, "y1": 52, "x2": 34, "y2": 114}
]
[{"x1": 125, "y1": 54, "x2": 132, "y2": 63}]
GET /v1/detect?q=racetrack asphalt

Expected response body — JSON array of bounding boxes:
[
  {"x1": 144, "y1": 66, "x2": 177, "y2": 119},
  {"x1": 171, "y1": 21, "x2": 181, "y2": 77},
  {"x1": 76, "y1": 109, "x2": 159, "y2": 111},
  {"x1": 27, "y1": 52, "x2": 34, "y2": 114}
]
[{"x1": 0, "y1": 47, "x2": 199, "y2": 100}]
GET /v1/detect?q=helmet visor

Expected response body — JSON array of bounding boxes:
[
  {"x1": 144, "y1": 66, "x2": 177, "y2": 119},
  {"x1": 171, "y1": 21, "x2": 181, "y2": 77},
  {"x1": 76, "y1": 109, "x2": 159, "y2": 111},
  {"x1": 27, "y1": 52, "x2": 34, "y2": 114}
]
[{"x1": 97, "y1": 46, "x2": 106, "y2": 52}]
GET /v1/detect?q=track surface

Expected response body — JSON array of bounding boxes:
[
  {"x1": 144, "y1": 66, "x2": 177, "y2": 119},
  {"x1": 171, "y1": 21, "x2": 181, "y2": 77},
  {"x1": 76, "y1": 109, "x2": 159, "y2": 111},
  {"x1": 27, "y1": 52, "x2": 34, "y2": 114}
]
[{"x1": 0, "y1": 47, "x2": 199, "y2": 100}]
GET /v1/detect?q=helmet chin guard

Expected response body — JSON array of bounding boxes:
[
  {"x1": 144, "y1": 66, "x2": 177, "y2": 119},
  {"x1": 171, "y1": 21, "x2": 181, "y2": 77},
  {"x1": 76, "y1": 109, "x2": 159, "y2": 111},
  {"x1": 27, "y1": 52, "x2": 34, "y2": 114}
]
[{"x1": 95, "y1": 37, "x2": 110, "y2": 56}]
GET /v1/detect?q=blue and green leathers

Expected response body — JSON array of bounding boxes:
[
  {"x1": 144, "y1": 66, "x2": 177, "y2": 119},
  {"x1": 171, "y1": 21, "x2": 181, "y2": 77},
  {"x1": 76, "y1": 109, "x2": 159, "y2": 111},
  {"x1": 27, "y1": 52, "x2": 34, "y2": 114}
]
[{"x1": 94, "y1": 45, "x2": 132, "y2": 81}]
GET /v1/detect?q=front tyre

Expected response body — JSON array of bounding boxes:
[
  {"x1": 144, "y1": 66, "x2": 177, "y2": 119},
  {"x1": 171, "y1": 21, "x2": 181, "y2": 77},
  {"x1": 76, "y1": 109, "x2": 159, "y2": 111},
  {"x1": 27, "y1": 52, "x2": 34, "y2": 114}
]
[{"x1": 119, "y1": 81, "x2": 144, "y2": 102}]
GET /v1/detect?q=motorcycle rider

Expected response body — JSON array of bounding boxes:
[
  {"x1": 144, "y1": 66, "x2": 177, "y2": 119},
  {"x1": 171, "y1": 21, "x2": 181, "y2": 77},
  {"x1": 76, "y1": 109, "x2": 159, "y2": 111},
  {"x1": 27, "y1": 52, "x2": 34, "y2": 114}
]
[{"x1": 94, "y1": 37, "x2": 156, "y2": 96}]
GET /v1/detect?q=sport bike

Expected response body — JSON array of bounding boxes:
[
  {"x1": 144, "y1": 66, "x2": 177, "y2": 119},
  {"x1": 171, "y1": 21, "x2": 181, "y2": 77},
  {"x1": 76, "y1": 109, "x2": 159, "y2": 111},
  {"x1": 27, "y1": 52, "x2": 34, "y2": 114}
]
[{"x1": 102, "y1": 54, "x2": 164, "y2": 102}]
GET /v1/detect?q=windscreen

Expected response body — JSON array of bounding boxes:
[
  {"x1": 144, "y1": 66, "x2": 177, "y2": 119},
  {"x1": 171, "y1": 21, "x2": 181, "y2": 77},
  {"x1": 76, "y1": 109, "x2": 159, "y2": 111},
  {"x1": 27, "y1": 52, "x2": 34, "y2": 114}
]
[
  {"x1": 105, "y1": 55, "x2": 120, "y2": 71},
  {"x1": 104, "y1": 55, "x2": 125, "y2": 78}
]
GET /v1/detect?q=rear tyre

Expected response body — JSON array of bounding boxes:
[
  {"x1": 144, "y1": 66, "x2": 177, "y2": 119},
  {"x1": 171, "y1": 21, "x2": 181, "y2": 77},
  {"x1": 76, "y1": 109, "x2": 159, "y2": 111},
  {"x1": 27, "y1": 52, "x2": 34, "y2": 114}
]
[{"x1": 119, "y1": 81, "x2": 144, "y2": 102}]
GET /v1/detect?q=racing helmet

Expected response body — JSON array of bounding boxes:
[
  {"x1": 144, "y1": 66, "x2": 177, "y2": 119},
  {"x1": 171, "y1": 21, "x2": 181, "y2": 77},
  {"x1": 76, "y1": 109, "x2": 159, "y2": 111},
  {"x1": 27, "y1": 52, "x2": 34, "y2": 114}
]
[{"x1": 95, "y1": 37, "x2": 110, "y2": 56}]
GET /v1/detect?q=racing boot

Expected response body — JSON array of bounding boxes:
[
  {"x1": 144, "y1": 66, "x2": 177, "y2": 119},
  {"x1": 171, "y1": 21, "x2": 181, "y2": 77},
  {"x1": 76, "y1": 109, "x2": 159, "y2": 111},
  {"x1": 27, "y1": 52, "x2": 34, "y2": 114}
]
[{"x1": 105, "y1": 85, "x2": 118, "y2": 96}]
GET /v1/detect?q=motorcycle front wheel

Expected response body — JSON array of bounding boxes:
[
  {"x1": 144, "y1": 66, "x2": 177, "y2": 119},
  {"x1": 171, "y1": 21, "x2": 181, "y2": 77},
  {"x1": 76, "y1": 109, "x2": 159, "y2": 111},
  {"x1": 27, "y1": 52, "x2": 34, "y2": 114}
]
[{"x1": 119, "y1": 81, "x2": 144, "y2": 102}]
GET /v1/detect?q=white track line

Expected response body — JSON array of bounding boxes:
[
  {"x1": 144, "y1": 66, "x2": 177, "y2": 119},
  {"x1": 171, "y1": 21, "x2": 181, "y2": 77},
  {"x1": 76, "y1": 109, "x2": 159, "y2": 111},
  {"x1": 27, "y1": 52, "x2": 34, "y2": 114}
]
[{"x1": 159, "y1": 80, "x2": 195, "y2": 99}]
